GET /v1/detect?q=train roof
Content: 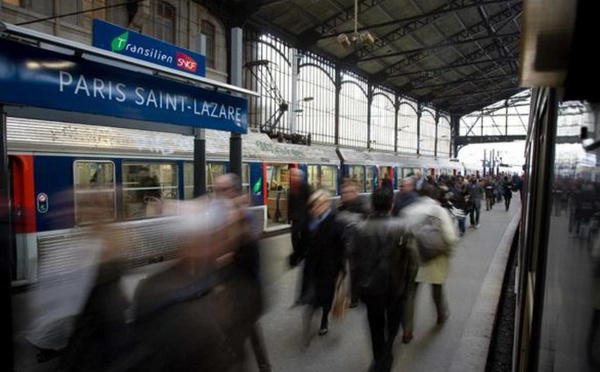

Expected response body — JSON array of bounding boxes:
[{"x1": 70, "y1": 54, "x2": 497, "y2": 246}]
[
  {"x1": 337, "y1": 147, "x2": 440, "y2": 168},
  {"x1": 6, "y1": 118, "x2": 340, "y2": 165}
]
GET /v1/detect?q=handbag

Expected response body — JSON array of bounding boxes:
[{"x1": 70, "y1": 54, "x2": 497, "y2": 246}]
[{"x1": 331, "y1": 272, "x2": 349, "y2": 320}]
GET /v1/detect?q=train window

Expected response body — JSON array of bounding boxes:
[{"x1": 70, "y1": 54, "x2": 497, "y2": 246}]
[
  {"x1": 366, "y1": 167, "x2": 374, "y2": 192},
  {"x1": 321, "y1": 166, "x2": 338, "y2": 195},
  {"x1": 307, "y1": 165, "x2": 319, "y2": 191},
  {"x1": 206, "y1": 162, "x2": 227, "y2": 195},
  {"x1": 266, "y1": 164, "x2": 289, "y2": 223},
  {"x1": 242, "y1": 164, "x2": 250, "y2": 198},
  {"x1": 122, "y1": 162, "x2": 178, "y2": 219},
  {"x1": 73, "y1": 161, "x2": 116, "y2": 225},
  {"x1": 184, "y1": 162, "x2": 193, "y2": 199},
  {"x1": 348, "y1": 166, "x2": 365, "y2": 192},
  {"x1": 183, "y1": 163, "x2": 249, "y2": 199}
]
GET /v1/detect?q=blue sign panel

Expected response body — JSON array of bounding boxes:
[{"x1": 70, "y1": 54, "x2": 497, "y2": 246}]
[
  {"x1": 0, "y1": 38, "x2": 247, "y2": 133},
  {"x1": 93, "y1": 19, "x2": 206, "y2": 77}
]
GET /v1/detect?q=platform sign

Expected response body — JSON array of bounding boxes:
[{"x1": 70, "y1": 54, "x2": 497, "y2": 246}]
[
  {"x1": 0, "y1": 38, "x2": 247, "y2": 133},
  {"x1": 93, "y1": 19, "x2": 206, "y2": 77}
]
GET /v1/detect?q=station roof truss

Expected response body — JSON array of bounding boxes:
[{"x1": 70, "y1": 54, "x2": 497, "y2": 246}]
[{"x1": 240, "y1": 0, "x2": 524, "y2": 116}]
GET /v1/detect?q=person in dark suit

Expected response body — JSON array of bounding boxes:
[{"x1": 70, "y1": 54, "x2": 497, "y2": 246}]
[
  {"x1": 300, "y1": 189, "x2": 346, "y2": 340},
  {"x1": 353, "y1": 188, "x2": 419, "y2": 372}
]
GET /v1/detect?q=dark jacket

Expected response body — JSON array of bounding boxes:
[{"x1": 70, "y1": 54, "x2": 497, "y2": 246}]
[
  {"x1": 392, "y1": 191, "x2": 417, "y2": 216},
  {"x1": 353, "y1": 215, "x2": 419, "y2": 299},
  {"x1": 301, "y1": 212, "x2": 346, "y2": 307},
  {"x1": 288, "y1": 182, "x2": 311, "y2": 222},
  {"x1": 338, "y1": 197, "x2": 370, "y2": 217}
]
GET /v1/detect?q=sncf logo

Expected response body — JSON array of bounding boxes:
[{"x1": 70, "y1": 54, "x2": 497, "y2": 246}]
[{"x1": 176, "y1": 52, "x2": 197, "y2": 73}]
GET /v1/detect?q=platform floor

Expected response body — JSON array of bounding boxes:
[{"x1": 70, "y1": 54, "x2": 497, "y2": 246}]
[
  {"x1": 254, "y1": 197, "x2": 521, "y2": 372},
  {"x1": 11, "y1": 197, "x2": 520, "y2": 372}
]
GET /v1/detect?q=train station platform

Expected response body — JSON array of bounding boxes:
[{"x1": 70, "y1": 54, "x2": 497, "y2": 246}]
[
  {"x1": 255, "y1": 198, "x2": 521, "y2": 372},
  {"x1": 11, "y1": 197, "x2": 520, "y2": 372}
]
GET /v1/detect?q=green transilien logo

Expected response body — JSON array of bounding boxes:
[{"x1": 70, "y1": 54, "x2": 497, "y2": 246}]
[
  {"x1": 253, "y1": 177, "x2": 262, "y2": 194},
  {"x1": 111, "y1": 31, "x2": 129, "y2": 52}
]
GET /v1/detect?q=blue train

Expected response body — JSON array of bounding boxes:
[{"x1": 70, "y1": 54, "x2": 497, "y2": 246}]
[{"x1": 6, "y1": 117, "x2": 461, "y2": 286}]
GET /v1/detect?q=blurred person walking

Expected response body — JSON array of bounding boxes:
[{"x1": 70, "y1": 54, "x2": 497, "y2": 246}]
[
  {"x1": 294, "y1": 189, "x2": 346, "y2": 342},
  {"x1": 288, "y1": 168, "x2": 312, "y2": 305},
  {"x1": 214, "y1": 174, "x2": 271, "y2": 372},
  {"x1": 401, "y1": 184, "x2": 458, "y2": 344},
  {"x1": 392, "y1": 176, "x2": 418, "y2": 217},
  {"x1": 337, "y1": 179, "x2": 369, "y2": 308},
  {"x1": 131, "y1": 198, "x2": 263, "y2": 372},
  {"x1": 354, "y1": 188, "x2": 418, "y2": 372}
]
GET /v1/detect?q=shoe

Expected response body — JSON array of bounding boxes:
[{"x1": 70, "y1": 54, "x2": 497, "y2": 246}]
[
  {"x1": 402, "y1": 331, "x2": 413, "y2": 344},
  {"x1": 437, "y1": 311, "x2": 450, "y2": 324},
  {"x1": 476, "y1": 224, "x2": 480, "y2": 229},
  {"x1": 318, "y1": 327, "x2": 328, "y2": 336}
]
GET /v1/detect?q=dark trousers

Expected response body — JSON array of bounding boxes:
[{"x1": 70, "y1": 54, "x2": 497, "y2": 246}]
[
  {"x1": 362, "y1": 295, "x2": 404, "y2": 372},
  {"x1": 457, "y1": 217, "x2": 466, "y2": 234},
  {"x1": 250, "y1": 324, "x2": 271, "y2": 372},
  {"x1": 291, "y1": 220, "x2": 311, "y2": 302},
  {"x1": 291, "y1": 219, "x2": 303, "y2": 253},
  {"x1": 470, "y1": 203, "x2": 481, "y2": 226},
  {"x1": 504, "y1": 197, "x2": 511, "y2": 211}
]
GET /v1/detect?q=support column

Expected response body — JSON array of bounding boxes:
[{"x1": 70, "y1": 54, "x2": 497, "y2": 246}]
[
  {"x1": 416, "y1": 107, "x2": 422, "y2": 155},
  {"x1": 505, "y1": 101, "x2": 509, "y2": 136},
  {"x1": 451, "y1": 115, "x2": 460, "y2": 158},
  {"x1": 0, "y1": 106, "x2": 14, "y2": 372},
  {"x1": 229, "y1": 27, "x2": 243, "y2": 178},
  {"x1": 334, "y1": 66, "x2": 341, "y2": 146},
  {"x1": 434, "y1": 112, "x2": 439, "y2": 158},
  {"x1": 289, "y1": 48, "x2": 298, "y2": 134},
  {"x1": 483, "y1": 148, "x2": 487, "y2": 177},
  {"x1": 366, "y1": 84, "x2": 373, "y2": 149},
  {"x1": 193, "y1": 128, "x2": 206, "y2": 197},
  {"x1": 193, "y1": 34, "x2": 207, "y2": 197},
  {"x1": 394, "y1": 93, "x2": 399, "y2": 153}
]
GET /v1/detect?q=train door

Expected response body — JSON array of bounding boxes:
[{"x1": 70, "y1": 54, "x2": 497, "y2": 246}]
[
  {"x1": 265, "y1": 163, "x2": 295, "y2": 224},
  {"x1": 365, "y1": 166, "x2": 375, "y2": 192},
  {"x1": 378, "y1": 166, "x2": 393, "y2": 189},
  {"x1": 9, "y1": 155, "x2": 37, "y2": 284}
]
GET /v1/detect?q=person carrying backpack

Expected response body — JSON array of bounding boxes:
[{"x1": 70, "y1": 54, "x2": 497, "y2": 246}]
[
  {"x1": 353, "y1": 188, "x2": 419, "y2": 372},
  {"x1": 400, "y1": 183, "x2": 458, "y2": 344}
]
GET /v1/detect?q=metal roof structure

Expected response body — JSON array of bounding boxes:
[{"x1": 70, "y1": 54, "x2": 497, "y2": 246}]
[{"x1": 234, "y1": 0, "x2": 523, "y2": 116}]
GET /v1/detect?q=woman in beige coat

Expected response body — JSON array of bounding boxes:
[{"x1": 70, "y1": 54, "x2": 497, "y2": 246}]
[{"x1": 399, "y1": 184, "x2": 458, "y2": 343}]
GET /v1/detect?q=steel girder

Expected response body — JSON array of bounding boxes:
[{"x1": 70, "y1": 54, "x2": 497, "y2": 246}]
[
  {"x1": 382, "y1": 3, "x2": 522, "y2": 79},
  {"x1": 355, "y1": 0, "x2": 521, "y2": 58}
]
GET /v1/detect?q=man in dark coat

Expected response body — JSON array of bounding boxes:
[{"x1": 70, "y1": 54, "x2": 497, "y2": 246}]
[
  {"x1": 300, "y1": 190, "x2": 346, "y2": 339},
  {"x1": 353, "y1": 188, "x2": 419, "y2": 372},
  {"x1": 338, "y1": 179, "x2": 369, "y2": 307},
  {"x1": 288, "y1": 168, "x2": 312, "y2": 304},
  {"x1": 392, "y1": 176, "x2": 418, "y2": 217}
]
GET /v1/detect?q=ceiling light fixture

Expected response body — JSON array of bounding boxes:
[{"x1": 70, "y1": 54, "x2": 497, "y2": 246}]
[{"x1": 337, "y1": 0, "x2": 375, "y2": 50}]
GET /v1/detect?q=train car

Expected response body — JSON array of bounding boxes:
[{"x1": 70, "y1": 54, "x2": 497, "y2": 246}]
[
  {"x1": 6, "y1": 117, "x2": 459, "y2": 286},
  {"x1": 5, "y1": 118, "x2": 340, "y2": 285}
]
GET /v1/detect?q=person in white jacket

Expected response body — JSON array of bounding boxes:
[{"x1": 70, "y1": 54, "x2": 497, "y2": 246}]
[{"x1": 399, "y1": 183, "x2": 458, "y2": 343}]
